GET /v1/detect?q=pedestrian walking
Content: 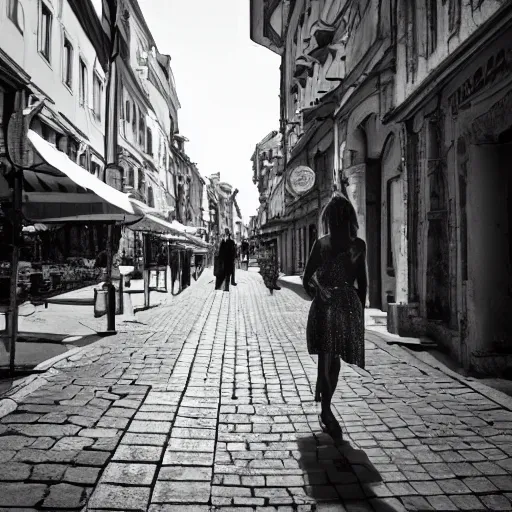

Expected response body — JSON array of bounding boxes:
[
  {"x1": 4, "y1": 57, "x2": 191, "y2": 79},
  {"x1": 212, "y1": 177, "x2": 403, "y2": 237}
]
[
  {"x1": 302, "y1": 192, "x2": 367, "y2": 442},
  {"x1": 257, "y1": 243, "x2": 280, "y2": 293},
  {"x1": 216, "y1": 228, "x2": 236, "y2": 291},
  {"x1": 231, "y1": 243, "x2": 238, "y2": 286}
]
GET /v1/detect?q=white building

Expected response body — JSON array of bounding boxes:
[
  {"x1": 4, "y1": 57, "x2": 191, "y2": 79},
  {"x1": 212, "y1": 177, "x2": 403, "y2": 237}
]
[{"x1": 1, "y1": 0, "x2": 108, "y2": 174}]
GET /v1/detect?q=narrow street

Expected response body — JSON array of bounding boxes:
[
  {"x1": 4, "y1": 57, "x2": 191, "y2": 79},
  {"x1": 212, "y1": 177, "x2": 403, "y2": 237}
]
[{"x1": 1, "y1": 270, "x2": 512, "y2": 511}]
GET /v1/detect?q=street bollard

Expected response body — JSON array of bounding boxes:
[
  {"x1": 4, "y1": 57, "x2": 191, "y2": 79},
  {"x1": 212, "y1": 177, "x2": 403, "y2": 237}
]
[{"x1": 104, "y1": 282, "x2": 116, "y2": 333}]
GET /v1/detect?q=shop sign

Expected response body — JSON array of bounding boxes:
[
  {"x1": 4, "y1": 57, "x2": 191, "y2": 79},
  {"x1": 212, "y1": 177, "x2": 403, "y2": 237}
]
[
  {"x1": 448, "y1": 48, "x2": 511, "y2": 115},
  {"x1": 289, "y1": 165, "x2": 316, "y2": 195}
]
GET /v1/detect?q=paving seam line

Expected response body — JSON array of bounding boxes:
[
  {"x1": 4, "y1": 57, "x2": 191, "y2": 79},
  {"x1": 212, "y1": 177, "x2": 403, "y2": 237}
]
[{"x1": 368, "y1": 330, "x2": 512, "y2": 412}]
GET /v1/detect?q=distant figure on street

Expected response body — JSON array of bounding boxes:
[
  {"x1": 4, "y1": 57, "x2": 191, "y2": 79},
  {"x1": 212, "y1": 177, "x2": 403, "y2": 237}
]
[
  {"x1": 303, "y1": 193, "x2": 367, "y2": 442},
  {"x1": 257, "y1": 242, "x2": 280, "y2": 293},
  {"x1": 216, "y1": 228, "x2": 236, "y2": 291}
]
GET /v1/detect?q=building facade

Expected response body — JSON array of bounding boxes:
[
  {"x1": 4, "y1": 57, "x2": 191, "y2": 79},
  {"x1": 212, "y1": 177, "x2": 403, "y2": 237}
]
[
  {"x1": 250, "y1": 0, "x2": 400, "y2": 307},
  {"x1": 205, "y1": 172, "x2": 243, "y2": 244},
  {"x1": 384, "y1": 0, "x2": 512, "y2": 375},
  {"x1": 1, "y1": 0, "x2": 108, "y2": 176},
  {"x1": 102, "y1": 0, "x2": 204, "y2": 258},
  {"x1": 0, "y1": 0, "x2": 114, "y2": 263}
]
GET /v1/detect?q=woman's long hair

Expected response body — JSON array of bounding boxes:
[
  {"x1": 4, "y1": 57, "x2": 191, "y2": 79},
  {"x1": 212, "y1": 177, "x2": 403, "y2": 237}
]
[{"x1": 322, "y1": 192, "x2": 359, "y2": 252}]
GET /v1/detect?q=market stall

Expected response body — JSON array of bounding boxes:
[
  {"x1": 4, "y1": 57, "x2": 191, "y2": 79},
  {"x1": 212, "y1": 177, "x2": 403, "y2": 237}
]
[
  {"x1": 1, "y1": 109, "x2": 141, "y2": 373},
  {"x1": 126, "y1": 202, "x2": 189, "y2": 307}
]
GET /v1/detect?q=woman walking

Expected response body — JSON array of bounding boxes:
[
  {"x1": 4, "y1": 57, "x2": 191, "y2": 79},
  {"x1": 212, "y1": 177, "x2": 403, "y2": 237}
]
[{"x1": 303, "y1": 193, "x2": 367, "y2": 442}]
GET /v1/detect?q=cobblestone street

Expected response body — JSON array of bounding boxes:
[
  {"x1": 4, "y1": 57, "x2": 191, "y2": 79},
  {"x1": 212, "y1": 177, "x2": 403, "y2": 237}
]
[{"x1": 1, "y1": 269, "x2": 512, "y2": 511}]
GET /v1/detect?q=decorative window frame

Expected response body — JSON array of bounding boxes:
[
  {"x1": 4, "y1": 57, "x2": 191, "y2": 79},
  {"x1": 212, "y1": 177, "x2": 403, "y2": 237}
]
[
  {"x1": 78, "y1": 55, "x2": 88, "y2": 107},
  {"x1": 62, "y1": 31, "x2": 74, "y2": 92},
  {"x1": 38, "y1": 0, "x2": 53, "y2": 65},
  {"x1": 92, "y1": 71, "x2": 104, "y2": 122}
]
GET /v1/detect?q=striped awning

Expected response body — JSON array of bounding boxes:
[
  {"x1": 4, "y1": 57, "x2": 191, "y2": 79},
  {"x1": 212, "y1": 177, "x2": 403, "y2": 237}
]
[{"x1": 22, "y1": 130, "x2": 140, "y2": 223}]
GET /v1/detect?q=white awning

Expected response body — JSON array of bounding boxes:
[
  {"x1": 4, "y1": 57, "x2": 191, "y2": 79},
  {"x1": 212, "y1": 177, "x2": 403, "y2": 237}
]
[
  {"x1": 129, "y1": 213, "x2": 186, "y2": 235},
  {"x1": 23, "y1": 130, "x2": 140, "y2": 223},
  {"x1": 168, "y1": 220, "x2": 198, "y2": 234}
]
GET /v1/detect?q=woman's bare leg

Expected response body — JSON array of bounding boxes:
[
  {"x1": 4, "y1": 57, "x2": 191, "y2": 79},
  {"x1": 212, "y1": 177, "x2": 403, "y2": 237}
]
[
  {"x1": 330, "y1": 356, "x2": 341, "y2": 396},
  {"x1": 315, "y1": 363, "x2": 322, "y2": 402},
  {"x1": 318, "y1": 354, "x2": 342, "y2": 439}
]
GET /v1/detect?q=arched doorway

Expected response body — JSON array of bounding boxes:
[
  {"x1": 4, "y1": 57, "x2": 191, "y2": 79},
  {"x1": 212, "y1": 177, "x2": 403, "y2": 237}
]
[{"x1": 365, "y1": 156, "x2": 382, "y2": 309}]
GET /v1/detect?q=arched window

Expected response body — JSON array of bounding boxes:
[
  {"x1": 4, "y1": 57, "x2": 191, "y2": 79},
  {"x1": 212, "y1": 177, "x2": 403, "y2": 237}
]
[
  {"x1": 125, "y1": 100, "x2": 131, "y2": 122},
  {"x1": 146, "y1": 127, "x2": 153, "y2": 155},
  {"x1": 147, "y1": 186, "x2": 154, "y2": 208},
  {"x1": 132, "y1": 104, "x2": 136, "y2": 134}
]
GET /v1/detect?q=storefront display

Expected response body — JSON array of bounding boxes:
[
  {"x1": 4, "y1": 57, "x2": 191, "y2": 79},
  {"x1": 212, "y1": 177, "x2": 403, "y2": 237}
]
[{"x1": 0, "y1": 222, "x2": 110, "y2": 304}]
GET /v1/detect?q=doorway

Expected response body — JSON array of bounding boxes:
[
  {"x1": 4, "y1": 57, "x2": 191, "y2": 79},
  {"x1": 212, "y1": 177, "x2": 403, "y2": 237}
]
[
  {"x1": 468, "y1": 134, "x2": 512, "y2": 353},
  {"x1": 365, "y1": 158, "x2": 382, "y2": 309}
]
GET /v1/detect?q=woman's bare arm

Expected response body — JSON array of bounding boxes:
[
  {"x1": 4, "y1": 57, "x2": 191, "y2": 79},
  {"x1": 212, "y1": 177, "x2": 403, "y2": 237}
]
[{"x1": 303, "y1": 240, "x2": 321, "y2": 299}]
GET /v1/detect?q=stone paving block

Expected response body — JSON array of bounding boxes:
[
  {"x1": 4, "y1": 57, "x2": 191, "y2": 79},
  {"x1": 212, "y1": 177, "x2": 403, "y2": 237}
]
[
  {"x1": 53, "y1": 436, "x2": 95, "y2": 451},
  {"x1": 490, "y1": 475, "x2": 512, "y2": 491},
  {"x1": 76, "y1": 450, "x2": 110, "y2": 466},
  {"x1": 480, "y1": 494, "x2": 512, "y2": 511},
  {"x1": 101, "y1": 462, "x2": 157, "y2": 485},
  {"x1": 30, "y1": 463, "x2": 67, "y2": 482},
  {"x1": 158, "y1": 466, "x2": 212, "y2": 481},
  {"x1": 449, "y1": 494, "x2": 486, "y2": 510},
  {"x1": 152, "y1": 481, "x2": 211, "y2": 503},
  {"x1": 129, "y1": 420, "x2": 172, "y2": 434},
  {"x1": 63, "y1": 466, "x2": 101, "y2": 485},
  {"x1": 148, "y1": 506, "x2": 210, "y2": 512},
  {"x1": 105, "y1": 407, "x2": 137, "y2": 418},
  {"x1": 400, "y1": 495, "x2": 434, "y2": 511},
  {"x1": 163, "y1": 450, "x2": 214, "y2": 465},
  {"x1": 88, "y1": 483, "x2": 151, "y2": 510},
  {"x1": 42, "y1": 482, "x2": 86, "y2": 509},
  {"x1": 121, "y1": 433, "x2": 167, "y2": 446},
  {"x1": 0, "y1": 435, "x2": 35, "y2": 450},
  {"x1": 0, "y1": 462, "x2": 32, "y2": 481},
  {"x1": 0, "y1": 450, "x2": 15, "y2": 463},
  {"x1": 96, "y1": 415, "x2": 130, "y2": 429},
  {"x1": 112, "y1": 445, "x2": 163, "y2": 462},
  {"x1": 0, "y1": 483, "x2": 47, "y2": 507},
  {"x1": 171, "y1": 427, "x2": 216, "y2": 439},
  {"x1": 426, "y1": 495, "x2": 458, "y2": 511},
  {"x1": 168, "y1": 438, "x2": 215, "y2": 452}
]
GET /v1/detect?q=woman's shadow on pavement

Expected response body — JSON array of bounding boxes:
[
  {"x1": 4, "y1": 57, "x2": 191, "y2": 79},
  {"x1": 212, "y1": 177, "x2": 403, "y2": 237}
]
[{"x1": 297, "y1": 434, "x2": 402, "y2": 511}]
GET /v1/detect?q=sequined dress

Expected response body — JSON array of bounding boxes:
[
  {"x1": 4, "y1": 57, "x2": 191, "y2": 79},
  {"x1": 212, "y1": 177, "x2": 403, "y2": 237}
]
[{"x1": 305, "y1": 241, "x2": 365, "y2": 369}]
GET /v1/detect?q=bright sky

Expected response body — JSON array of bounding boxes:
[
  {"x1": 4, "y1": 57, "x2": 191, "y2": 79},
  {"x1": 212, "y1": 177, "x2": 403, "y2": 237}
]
[{"x1": 127, "y1": 0, "x2": 281, "y2": 223}]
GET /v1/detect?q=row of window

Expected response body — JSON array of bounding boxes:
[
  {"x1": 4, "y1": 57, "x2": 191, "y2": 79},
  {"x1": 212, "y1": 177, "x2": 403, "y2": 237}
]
[{"x1": 6, "y1": 0, "x2": 105, "y2": 120}]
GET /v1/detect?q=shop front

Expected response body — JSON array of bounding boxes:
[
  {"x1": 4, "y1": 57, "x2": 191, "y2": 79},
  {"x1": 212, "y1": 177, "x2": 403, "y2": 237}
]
[
  {"x1": 1, "y1": 108, "x2": 141, "y2": 372},
  {"x1": 445, "y1": 27, "x2": 512, "y2": 374},
  {"x1": 388, "y1": 12, "x2": 512, "y2": 374},
  {"x1": 283, "y1": 119, "x2": 335, "y2": 276}
]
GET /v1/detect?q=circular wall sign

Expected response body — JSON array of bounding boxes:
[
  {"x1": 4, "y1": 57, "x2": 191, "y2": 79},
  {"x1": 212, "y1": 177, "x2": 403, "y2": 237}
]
[{"x1": 289, "y1": 165, "x2": 316, "y2": 195}]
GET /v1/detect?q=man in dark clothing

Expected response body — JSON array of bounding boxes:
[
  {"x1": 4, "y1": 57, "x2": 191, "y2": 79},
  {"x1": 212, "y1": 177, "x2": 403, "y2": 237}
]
[{"x1": 217, "y1": 228, "x2": 236, "y2": 291}]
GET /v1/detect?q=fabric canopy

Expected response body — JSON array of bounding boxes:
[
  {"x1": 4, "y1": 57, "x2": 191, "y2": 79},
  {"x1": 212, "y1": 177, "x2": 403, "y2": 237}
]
[
  {"x1": 170, "y1": 220, "x2": 198, "y2": 234},
  {"x1": 23, "y1": 130, "x2": 140, "y2": 223},
  {"x1": 128, "y1": 212, "x2": 186, "y2": 235}
]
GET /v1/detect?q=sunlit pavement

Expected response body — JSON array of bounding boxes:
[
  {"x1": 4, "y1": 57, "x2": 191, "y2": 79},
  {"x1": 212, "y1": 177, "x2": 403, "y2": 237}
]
[{"x1": 1, "y1": 269, "x2": 512, "y2": 511}]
